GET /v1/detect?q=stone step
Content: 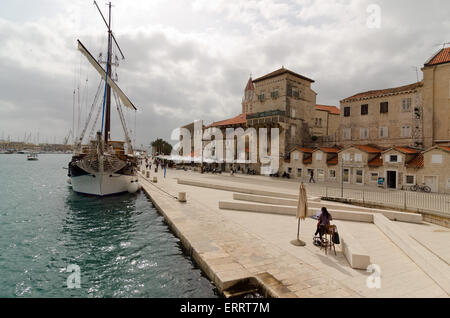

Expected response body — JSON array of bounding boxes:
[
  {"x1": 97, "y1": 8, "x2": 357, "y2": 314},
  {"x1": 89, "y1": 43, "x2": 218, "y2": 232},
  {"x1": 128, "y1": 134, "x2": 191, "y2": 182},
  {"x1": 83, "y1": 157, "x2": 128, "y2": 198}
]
[
  {"x1": 218, "y1": 200, "x2": 374, "y2": 223},
  {"x1": 338, "y1": 224, "x2": 371, "y2": 270},
  {"x1": 218, "y1": 200, "x2": 371, "y2": 270},
  {"x1": 177, "y1": 178, "x2": 323, "y2": 201},
  {"x1": 373, "y1": 214, "x2": 450, "y2": 295},
  {"x1": 232, "y1": 193, "x2": 423, "y2": 224}
]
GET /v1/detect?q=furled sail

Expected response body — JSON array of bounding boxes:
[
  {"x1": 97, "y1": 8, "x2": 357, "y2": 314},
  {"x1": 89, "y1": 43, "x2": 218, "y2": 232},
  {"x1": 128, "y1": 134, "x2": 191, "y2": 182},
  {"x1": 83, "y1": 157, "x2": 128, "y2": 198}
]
[{"x1": 77, "y1": 40, "x2": 137, "y2": 111}]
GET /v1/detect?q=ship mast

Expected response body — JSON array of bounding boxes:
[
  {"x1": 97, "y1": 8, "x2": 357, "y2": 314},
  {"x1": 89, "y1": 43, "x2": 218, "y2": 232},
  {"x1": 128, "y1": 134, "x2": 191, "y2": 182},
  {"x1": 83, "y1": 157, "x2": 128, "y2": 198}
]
[
  {"x1": 105, "y1": 2, "x2": 112, "y2": 145},
  {"x1": 94, "y1": 1, "x2": 118, "y2": 145}
]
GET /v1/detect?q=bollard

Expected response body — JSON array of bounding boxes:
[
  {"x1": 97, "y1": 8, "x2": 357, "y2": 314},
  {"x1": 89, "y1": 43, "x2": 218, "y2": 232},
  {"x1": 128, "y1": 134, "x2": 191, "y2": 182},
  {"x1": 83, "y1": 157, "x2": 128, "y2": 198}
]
[
  {"x1": 146, "y1": 171, "x2": 150, "y2": 178},
  {"x1": 153, "y1": 177, "x2": 158, "y2": 183},
  {"x1": 178, "y1": 192, "x2": 187, "y2": 203}
]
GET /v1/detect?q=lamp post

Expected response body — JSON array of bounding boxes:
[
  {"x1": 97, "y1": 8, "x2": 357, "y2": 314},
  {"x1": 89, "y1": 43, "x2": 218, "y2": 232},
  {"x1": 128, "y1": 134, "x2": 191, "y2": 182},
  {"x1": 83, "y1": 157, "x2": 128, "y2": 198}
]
[{"x1": 341, "y1": 160, "x2": 344, "y2": 198}]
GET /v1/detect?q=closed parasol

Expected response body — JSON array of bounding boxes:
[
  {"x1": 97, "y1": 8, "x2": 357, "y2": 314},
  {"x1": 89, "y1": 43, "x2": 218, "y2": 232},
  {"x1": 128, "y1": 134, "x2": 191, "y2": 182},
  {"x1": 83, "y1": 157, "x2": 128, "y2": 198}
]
[{"x1": 291, "y1": 182, "x2": 307, "y2": 246}]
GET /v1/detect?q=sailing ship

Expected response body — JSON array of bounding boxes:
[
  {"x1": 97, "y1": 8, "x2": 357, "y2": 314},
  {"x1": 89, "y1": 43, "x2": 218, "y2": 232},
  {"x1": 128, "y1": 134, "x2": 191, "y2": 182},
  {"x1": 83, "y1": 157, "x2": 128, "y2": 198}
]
[{"x1": 68, "y1": 1, "x2": 139, "y2": 196}]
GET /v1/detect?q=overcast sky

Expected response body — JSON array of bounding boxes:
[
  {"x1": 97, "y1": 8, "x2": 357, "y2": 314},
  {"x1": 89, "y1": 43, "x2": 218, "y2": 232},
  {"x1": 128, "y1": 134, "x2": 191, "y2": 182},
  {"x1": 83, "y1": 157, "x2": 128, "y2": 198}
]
[{"x1": 0, "y1": 0, "x2": 448, "y2": 147}]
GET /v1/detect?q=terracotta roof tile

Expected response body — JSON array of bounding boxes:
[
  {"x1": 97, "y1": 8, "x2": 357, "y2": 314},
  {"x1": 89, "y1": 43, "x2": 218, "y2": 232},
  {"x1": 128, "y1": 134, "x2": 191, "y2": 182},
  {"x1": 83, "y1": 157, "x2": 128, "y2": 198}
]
[
  {"x1": 406, "y1": 154, "x2": 424, "y2": 168},
  {"x1": 208, "y1": 113, "x2": 248, "y2": 128},
  {"x1": 303, "y1": 156, "x2": 312, "y2": 164},
  {"x1": 316, "y1": 105, "x2": 340, "y2": 115},
  {"x1": 253, "y1": 67, "x2": 314, "y2": 83},
  {"x1": 438, "y1": 145, "x2": 450, "y2": 152},
  {"x1": 425, "y1": 47, "x2": 450, "y2": 66},
  {"x1": 353, "y1": 145, "x2": 382, "y2": 153},
  {"x1": 341, "y1": 82, "x2": 423, "y2": 102},
  {"x1": 394, "y1": 147, "x2": 420, "y2": 154},
  {"x1": 293, "y1": 147, "x2": 314, "y2": 153},
  {"x1": 368, "y1": 156, "x2": 383, "y2": 167},
  {"x1": 327, "y1": 155, "x2": 338, "y2": 165},
  {"x1": 318, "y1": 147, "x2": 340, "y2": 153}
]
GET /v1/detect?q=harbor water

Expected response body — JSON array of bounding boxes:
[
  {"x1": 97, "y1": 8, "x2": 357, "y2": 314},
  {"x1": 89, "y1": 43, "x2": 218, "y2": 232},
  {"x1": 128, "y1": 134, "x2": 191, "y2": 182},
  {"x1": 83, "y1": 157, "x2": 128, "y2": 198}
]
[{"x1": 0, "y1": 154, "x2": 218, "y2": 298}]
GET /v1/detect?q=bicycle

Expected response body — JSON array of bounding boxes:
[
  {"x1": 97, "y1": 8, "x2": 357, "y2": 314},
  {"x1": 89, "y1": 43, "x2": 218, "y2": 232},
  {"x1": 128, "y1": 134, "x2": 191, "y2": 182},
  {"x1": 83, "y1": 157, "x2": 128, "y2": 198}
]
[{"x1": 410, "y1": 183, "x2": 431, "y2": 193}]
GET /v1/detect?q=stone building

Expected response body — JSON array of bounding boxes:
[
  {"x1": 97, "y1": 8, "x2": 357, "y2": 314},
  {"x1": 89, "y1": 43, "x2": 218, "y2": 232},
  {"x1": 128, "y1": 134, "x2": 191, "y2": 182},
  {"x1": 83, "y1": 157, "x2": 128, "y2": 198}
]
[
  {"x1": 283, "y1": 146, "x2": 340, "y2": 182},
  {"x1": 311, "y1": 105, "x2": 340, "y2": 146},
  {"x1": 242, "y1": 77, "x2": 255, "y2": 114},
  {"x1": 338, "y1": 82, "x2": 423, "y2": 148},
  {"x1": 284, "y1": 146, "x2": 314, "y2": 179},
  {"x1": 200, "y1": 67, "x2": 319, "y2": 174},
  {"x1": 248, "y1": 67, "x2": 317, "y2": 154},
  {"x1": 179, "y1": 120, "x2": 205, "y2": 158},
  {"x1": 419, "y1": 145, "x2": 450, "y2": 193},
  {"x1": 338, "y1": 47, "x2": 450, "y2": 150},
  {"x1": 422, "y1": 47, "x2": 450, "y2": 148},
  {"x1": 337, "y1": 145, "x2": 383, "y2": 186}
]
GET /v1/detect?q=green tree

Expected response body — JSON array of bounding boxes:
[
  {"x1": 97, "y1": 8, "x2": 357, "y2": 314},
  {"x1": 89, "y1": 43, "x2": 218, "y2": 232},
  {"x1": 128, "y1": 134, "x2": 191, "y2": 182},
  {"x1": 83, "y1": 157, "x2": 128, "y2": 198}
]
[{"x1": 151, "y1": 138, "x2": 173, "y2": 155}]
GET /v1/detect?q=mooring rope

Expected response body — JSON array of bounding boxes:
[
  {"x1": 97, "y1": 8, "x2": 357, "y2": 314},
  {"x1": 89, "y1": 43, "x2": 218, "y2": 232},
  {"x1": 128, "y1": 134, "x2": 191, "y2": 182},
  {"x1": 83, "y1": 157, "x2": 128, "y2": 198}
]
[{"x1": 139, "y1": 172, "x2": 178, "y2": 200}]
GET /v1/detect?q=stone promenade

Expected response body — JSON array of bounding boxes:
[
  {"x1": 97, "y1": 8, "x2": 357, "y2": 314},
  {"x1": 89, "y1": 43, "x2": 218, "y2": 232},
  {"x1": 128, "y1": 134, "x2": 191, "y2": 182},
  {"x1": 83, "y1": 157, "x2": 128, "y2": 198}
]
[{"x1": 138, "y1": 168, "x2": 449, "y2": 298}]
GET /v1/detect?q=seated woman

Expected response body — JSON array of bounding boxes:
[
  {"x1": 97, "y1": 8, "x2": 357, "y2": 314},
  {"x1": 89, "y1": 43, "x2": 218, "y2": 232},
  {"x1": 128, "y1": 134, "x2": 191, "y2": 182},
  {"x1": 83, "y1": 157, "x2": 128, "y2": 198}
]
[{"x1": 314, "y1": 207, "x2": 333, "y2": 241}]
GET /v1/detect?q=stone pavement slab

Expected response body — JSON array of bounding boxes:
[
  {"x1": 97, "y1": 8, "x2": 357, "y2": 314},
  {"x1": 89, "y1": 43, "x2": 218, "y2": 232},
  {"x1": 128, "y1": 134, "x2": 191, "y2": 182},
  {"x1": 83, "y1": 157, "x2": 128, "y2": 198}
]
[{"x1": 139, "y1": 168, "x2": 449, "y2": 298}]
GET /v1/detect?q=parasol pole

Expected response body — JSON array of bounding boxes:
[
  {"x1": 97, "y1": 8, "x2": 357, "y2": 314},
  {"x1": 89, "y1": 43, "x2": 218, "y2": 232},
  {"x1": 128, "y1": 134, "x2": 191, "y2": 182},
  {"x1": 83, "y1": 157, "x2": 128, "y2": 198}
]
[{"x1": 291, "y1": 182, "x2": 306, "y2": 246}]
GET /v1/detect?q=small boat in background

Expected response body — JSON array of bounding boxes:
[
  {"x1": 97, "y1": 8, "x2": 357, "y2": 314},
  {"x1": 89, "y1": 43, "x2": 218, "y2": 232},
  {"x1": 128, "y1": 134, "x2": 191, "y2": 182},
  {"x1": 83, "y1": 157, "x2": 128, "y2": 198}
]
[{"x1": 27, "y1": 153, "x2": 39, "y2": 161}]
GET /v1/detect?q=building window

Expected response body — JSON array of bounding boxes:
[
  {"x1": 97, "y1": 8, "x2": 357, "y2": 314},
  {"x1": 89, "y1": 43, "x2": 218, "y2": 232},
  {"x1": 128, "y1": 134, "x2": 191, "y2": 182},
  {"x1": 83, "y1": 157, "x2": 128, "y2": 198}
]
[
  {"x1": 380, "y1": 126, "x2": 388, "y2": 138},
  {"x1": 360, "y1": 128, "x2": 369, "y2": 139},
  {"x1": 343, "y1": 169, "x2": 350, "y2": 182},
  {"x1": 329, "y1": 170, "x2": 336, "y2": 179},
  {"x1": 355, "y1": 153, "x2": 363, "y2": 162},
  {"x1": 297, "y1": 168, "x2": 302, "y2": 178},
  {"x1": 385, "y1": 154, "x2": 401, "y2": 163},
  {"x1": 293, "y1": 152, "x2": 299, "y2": 160},
  {"x1": 344, "y1": 107, "x2": 351, "y2": 117},
  {"x1": 361, "y1": 104, "x2": 368, "y2": 115},
  {"x1": 432, "y1": 154, "x2": 443, "y2": 164},
  {"x1": 370, "y1": 172, "x2": 378, "y2": 182},
  {"x1": 258, "y1": 93, "x2": 265, "y2": 101},
  {"x1": 288, "y1": 167, "x2": 292, "y2": 173},
  {"x1": 380, "y1": 102, "x2": 389, "y2": 113},
  {"x1": 292, "y1": 89, "x2": 299, "y2": 98},
  {"x1": 343, "y1": 153, "x2": 351, "y2": 161},
  {"x1": 291, "y1": 125, "x2": 296, "y2": 138},
  {"x1": 405, "y1": 175, "x2": 415, "y2": 185},
  {"x1": 343, "y1": 128, "x2": 351, "y2": 140},
  {"x1": 316, "y1": 152, "x2": 323, "y2": 161},
  {"x1": 401, "y1": 126, "x2": 411, "y2": 137},
  {"x1": 291, "y1": 108, "x2": 296, "y2": 118},
  {"x1": 356, "y1": 170, "x2": 363, "y2": 184},
  {"x1": 402, "y1": 98, "x2": 412, "y2": 112},
  {"x1": 317, "y1": 169, "x2": 325, "y2": 180},
  {"x1": 271, "y1": 89, "x2": 279, "y2": 98}
]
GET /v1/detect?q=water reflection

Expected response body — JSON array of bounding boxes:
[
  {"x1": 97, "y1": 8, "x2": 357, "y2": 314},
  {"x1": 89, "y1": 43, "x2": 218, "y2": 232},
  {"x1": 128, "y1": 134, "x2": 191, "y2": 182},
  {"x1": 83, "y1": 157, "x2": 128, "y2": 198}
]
[{"x1": 61, "y1": 191, "x2": 217, "y2": 298}]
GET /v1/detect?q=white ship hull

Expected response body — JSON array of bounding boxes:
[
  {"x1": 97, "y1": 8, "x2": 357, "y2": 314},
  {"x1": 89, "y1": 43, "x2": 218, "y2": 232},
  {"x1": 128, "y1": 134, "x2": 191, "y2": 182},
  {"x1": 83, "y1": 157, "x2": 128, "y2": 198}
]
[{"x1": 71, "y1": 173, "x2": 139, "y2": 196}]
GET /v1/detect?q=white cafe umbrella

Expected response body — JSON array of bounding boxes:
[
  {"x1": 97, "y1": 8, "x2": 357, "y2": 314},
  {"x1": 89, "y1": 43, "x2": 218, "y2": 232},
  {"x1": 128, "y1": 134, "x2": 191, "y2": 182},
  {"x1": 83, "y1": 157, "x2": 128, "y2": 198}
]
[{"x1": 291, "y1": 182, "x2": 307, "y2": 246}]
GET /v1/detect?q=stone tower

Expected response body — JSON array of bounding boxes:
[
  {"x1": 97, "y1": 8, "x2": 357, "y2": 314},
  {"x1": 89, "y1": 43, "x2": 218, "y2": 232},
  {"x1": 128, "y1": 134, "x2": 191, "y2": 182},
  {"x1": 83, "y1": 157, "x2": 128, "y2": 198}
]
[{"x1": 242, "y1": 76, "x2": 255, "y2": 114}]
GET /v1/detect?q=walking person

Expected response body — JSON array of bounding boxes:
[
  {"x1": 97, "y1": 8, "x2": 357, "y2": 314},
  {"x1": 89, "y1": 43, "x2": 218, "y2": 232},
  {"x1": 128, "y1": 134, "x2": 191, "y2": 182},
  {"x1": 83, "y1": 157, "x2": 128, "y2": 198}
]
[{"x1": 309, "y1": 170, "x2": 315, "y2": 183}]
